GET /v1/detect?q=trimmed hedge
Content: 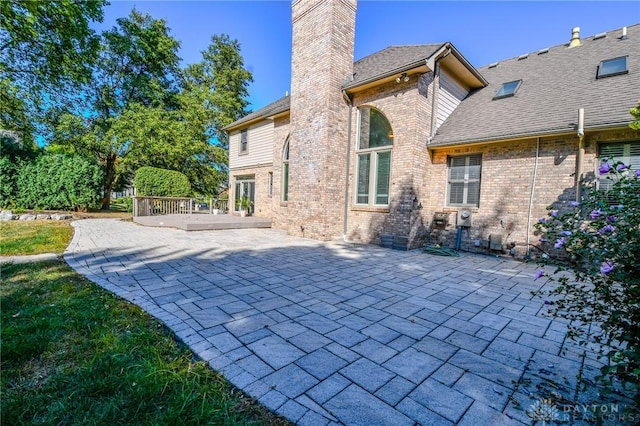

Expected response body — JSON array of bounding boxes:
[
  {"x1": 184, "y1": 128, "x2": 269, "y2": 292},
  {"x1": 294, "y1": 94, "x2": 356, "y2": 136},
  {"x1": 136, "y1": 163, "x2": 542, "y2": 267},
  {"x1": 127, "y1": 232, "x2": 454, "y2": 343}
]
[
  {"x1": 134, "y1": 166, "x2": 191, "y2": 197},
  {"x1": 0, "y1": 156, "x2": 17, "y2": 207},
  {"x1": 16, "y1": 154, "x2": 102, "y2": 211}
]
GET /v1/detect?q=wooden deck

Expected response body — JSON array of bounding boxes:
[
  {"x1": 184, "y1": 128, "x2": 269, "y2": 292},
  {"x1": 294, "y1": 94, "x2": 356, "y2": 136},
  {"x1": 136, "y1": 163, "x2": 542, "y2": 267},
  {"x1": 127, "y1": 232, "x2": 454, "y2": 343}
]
[{"x1": 133, "y1": 213, "x2": 271, "y2": 231}]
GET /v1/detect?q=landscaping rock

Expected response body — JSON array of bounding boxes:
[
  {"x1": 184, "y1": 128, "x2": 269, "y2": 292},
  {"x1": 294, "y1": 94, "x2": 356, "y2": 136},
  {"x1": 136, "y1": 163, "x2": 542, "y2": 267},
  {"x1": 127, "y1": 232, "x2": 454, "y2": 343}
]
[
  {"x1": 19, "y1": 214, "x2": 37, "y2": 221},
  {"x1": 0, "y1": 210, "x2": 15, "y2": 221},
  {"x1": 36, "y1": 214, "x2": 51, "y2": 220},
  {"x1": 51, "y1": 213, "x2": 72, "y2": 220}
]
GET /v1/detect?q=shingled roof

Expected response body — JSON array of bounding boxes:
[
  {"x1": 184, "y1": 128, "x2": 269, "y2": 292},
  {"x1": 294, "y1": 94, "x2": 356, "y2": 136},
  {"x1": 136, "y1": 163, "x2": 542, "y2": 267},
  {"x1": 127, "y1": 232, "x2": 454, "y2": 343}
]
[
  {"x1": 225, "y1": 44, "x2": 446, "y2": 130},
  {"x1": 344, "y1": 44, "x2": 443, "y2": 89},
  {"x1": 224, "y1": 95, "x2": 290, "y2": 130},
  {"x1": 431, "y1": 24, "x2": 640, "y2": 147}
]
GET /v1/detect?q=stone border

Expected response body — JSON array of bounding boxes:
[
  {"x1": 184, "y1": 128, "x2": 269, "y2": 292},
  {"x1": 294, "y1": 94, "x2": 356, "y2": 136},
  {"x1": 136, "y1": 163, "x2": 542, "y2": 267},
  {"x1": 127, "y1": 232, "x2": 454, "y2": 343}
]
[{"x1": 0, "y1": 210, "x2": 73, "y2": 221}]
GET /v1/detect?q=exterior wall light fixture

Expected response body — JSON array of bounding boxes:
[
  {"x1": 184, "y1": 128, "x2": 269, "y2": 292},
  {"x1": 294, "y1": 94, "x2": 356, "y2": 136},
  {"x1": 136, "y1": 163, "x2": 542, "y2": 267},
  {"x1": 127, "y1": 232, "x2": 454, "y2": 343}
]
[{"x1": 395, "y1": 72, "x2": 410, "y2": 83}]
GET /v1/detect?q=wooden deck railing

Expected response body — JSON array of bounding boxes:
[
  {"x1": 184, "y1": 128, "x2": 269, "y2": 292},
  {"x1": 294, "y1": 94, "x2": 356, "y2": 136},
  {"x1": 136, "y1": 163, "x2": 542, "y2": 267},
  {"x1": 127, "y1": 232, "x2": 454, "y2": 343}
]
[{"x1": 133, "y1": 197, "x2": 229, "y2": 217}]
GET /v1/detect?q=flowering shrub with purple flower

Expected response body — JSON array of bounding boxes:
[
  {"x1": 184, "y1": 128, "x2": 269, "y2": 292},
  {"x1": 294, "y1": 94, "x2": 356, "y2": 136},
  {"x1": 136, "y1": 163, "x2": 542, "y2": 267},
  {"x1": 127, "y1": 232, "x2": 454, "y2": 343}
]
[{"x1": 534, "y1": 155, "x2": 640, "y2": 407}]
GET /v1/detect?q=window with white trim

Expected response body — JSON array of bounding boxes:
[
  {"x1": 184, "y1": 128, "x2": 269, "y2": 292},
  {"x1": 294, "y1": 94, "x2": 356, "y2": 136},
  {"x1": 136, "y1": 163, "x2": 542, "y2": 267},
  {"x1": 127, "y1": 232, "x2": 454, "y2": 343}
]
[
  {"x1": 239, "y1": 129, "x2": 248, "y2": 154},
  {"x1": 447, "y1": 154, "x2": 482, "y2": 207},
  {"x1": 598, "y1": 140, "x2": 640, "y2": 193},
  {"x1": 282, "y1": 138, "x2": 290, "y2": 202},
  {"x1": 355, "y1": 107, "x2": 393, "y2": 206}
]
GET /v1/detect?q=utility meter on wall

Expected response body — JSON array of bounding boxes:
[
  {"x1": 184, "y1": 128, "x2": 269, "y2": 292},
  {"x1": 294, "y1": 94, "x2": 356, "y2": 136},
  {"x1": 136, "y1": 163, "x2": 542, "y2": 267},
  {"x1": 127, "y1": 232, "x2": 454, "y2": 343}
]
[{"x1": 457, "y1": 210, "x2": 472, "y2": 227}]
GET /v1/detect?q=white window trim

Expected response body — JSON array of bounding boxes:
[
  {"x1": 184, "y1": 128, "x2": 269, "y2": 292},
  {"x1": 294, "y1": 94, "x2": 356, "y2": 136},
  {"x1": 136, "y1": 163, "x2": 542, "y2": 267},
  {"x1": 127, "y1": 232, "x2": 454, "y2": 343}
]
[
  {"x1": 354, "y1": 107, "x2": 393, "y2": 207},
  {"x1": 447, "y1": 154, "x2": 482, "y2": 207}
]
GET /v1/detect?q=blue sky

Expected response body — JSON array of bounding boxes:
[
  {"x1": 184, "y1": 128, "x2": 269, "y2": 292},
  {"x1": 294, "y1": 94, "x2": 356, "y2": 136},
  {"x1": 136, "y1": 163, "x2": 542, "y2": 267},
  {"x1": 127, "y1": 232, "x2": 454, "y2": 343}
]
[{"x1": 95, "y1": 1, "x2": 639, "y2": 111}]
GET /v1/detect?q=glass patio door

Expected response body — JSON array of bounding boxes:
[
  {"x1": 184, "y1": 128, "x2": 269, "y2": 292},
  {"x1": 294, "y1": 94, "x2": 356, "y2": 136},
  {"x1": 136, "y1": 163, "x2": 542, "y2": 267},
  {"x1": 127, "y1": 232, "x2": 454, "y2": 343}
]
[{"x1": 234, "y1": 176, "x2": 255, "y2": 214}]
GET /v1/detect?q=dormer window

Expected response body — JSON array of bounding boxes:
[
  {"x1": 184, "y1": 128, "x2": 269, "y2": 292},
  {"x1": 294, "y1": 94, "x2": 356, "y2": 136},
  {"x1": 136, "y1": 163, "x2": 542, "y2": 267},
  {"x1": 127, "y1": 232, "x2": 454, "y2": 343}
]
[
  {"x1": 493, "y1": 80, "x2": 521, "y2": 100},
  {"x1": 597, "y1": 56, "x2": 628, "y2": 79}
]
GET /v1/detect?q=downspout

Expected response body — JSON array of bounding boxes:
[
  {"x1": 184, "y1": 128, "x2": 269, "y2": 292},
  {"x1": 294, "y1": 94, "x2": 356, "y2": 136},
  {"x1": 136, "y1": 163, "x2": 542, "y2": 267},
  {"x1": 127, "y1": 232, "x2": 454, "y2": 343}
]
[
  {"x1": 526, "y1": 137, "x2": 541, "y2": 258},
  {"x1": 576, "y1": 108, "x2": 585, "y2": 201},
  {"x1": 342, "y1": 90, "x2": 353, "y2": 241}
]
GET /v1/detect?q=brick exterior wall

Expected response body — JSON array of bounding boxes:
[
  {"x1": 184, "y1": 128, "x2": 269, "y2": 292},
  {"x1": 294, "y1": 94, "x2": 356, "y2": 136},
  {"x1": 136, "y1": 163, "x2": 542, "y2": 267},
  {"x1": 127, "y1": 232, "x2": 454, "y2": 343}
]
[
  {"x1": 229, "y1": 165, "x2": 273, "y2": 218},
  {"x1": 344, "y1": 74, "x2": 434, "y2": 247},
  {"x1": 422, "y1": 128, "x2": 639, "y2": 257},
  {"x1": 270, "y1": 115, "x2": 292, "y2": 230},
  {"x1": 288, "y1": 0, "x2": 357, "y2": 240}
]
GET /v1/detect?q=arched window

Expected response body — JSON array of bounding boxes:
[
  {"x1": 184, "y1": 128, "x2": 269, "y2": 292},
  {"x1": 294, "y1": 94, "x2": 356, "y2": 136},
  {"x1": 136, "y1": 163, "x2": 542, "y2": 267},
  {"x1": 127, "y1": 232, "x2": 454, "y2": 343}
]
[
  {"x1": 282, "y1": 137, "x2": 290, "y2": 202},
  {"x1": 356, "y1": 107, "x2": 393, "y2": 206}
]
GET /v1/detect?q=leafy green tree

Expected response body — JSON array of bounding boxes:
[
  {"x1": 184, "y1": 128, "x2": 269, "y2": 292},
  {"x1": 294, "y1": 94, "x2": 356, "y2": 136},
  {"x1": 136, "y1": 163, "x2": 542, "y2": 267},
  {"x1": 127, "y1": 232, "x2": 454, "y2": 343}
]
[
  {"x1": 182, "y1": 34, "x2": 253, "y2": 150},
  {"x1": 52, "y1": 9, "x2": 182, "y2": 209},
  {"x1": 0, "y1": 0, "x2": 107, "y2": 145}
]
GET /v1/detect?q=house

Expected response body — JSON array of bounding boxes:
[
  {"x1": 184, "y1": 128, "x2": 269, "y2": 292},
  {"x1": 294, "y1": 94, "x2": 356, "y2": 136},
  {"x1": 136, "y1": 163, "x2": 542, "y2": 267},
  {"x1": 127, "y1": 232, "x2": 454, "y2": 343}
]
[{"x1": 225, "y1": 0, "x2": 639, "y2": 256}]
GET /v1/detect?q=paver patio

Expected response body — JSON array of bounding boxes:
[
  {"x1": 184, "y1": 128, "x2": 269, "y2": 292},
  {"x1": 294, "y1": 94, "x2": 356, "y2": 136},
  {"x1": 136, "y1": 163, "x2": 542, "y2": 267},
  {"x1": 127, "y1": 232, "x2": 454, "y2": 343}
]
[{"x1": 64, "y1": 219, "x2": 610, "y2": 425}]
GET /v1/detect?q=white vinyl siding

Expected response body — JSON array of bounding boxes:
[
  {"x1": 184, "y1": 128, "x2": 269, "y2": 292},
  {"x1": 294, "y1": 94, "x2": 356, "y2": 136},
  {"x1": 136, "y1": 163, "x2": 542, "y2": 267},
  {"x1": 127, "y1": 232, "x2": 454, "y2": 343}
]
[
  {"x1": 229, "y1": 121, "x2": 274, "y2": 170},
  {"x1": 437, "y1": 71, "x2": 469, "y2": 128}
]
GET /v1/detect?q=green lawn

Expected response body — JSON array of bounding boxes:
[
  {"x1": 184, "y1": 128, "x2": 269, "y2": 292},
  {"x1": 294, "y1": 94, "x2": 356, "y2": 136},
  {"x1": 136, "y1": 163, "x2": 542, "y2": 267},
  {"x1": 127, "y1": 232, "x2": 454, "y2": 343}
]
[
  {"x1": 0, "y1": 220, "x2": 74, "y2": 256},
  {"x1": 1, "y1": 261, "x2": 290, "y2": 425}
]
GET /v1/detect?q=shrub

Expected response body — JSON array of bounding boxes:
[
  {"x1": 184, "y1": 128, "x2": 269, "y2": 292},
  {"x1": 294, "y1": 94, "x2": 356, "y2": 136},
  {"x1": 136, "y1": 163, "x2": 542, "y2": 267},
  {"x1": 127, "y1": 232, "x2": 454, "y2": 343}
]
[
  {"x1": 0, "y1": 136, "x2": 39, "y2": 208},
  {"x1": 133, "y1": 166, "x2": 191, "y2": 197},
  {"x1": 0, "y1": 156, "x2": 17, "y2": 207},
  {"x1": 16, "y1": 154, "x2": 102, "y2": 211},
  {"x1": 534, "y1": 159, "x2": 640, "y2": 408}
]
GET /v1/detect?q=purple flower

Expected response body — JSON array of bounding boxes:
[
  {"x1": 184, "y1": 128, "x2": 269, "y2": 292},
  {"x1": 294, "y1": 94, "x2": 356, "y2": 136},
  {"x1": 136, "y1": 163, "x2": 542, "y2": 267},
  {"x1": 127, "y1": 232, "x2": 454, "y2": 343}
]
[
  {"x1": 569, "y1": 201, "x2": 580, "y2": 207},
  {"x1": 549, "y1": 210, "x2": 558, "y2": 217},
  {"x1": 539, "y1": 237, "x2": 548, "y2": 243},
  {"x1": 554, "y1": 237, "x2": 565, "y2": 249},
  {"x1": 636, "y1": 169, "x2": 640, "y2": 177},
  {"x1": 599, "y1": 224, "x2": 615, "y2": 234},
  {"x1": 617, "y1": 163, "x2": 628, "y2": 171},
  {"x1": 590, "y1": 209, "x2": 602, "y2": 220},
  {"x1": 544, "y1": 300, "x2": 551, "y2": 305},
  {"x1": 600, "y1": 262, "x2": 615, "y2": 275},
  {"x1": 561, "y1": 230, "x2": 572, "y2": 236},
  {"x1": 539, "y1": 217, "x2": 547, "y2": 223},
  {"x1": 599, "y1": 162, "x2": 611, "y2": 174},
  {"x1": 607, "y1": 215, "x2": 616, "y2": 222},
  {"x1": 534, "y1": 270, "x2": 544, "y2": 280}
]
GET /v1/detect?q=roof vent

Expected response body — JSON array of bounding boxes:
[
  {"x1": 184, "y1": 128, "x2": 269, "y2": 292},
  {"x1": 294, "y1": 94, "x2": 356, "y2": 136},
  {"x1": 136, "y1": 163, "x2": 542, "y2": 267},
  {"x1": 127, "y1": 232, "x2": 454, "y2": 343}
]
[
  {"x1": 569, "y1": 26, "x2": 581, "y2": 48},
  {"x1": 538, "y1": 48, "x2": 549, "y2": 55},
  {"x1": 593, "y1": 32, "x2": 607, "y2": 40},
  {"x1": 620, "y1": 27, "x2": 628, "y2": 40},
  {"x1": 488, "y1": 62, "x2": 498, "y2": 68},
  {"x1": 518, "y1": 54, "x2": 529, "y2": 60}
]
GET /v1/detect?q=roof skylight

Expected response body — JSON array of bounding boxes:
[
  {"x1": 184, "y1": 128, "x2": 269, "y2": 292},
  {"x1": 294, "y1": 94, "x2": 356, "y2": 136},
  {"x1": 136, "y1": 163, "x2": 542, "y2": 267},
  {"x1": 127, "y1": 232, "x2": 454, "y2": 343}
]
[
  {"x1": 493, "y1": 80, "x2": 522, "y2": 100},
  {"x1": 597, "y1": 56, "x2": 628, "y2": 79}
]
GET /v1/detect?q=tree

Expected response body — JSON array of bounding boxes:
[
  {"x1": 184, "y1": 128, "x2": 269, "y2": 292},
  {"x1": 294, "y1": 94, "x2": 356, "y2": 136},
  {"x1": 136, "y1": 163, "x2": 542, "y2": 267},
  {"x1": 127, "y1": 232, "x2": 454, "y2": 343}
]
[
  {"x1": 52, "y1": 9, "x2": 182, "y2": 209},
  {"x1": 182, "y1": 34, "x2": 253, "y2": 150},
  {"x1": 0, "y1": 0, "x2": 107, "y2": 144},
  {"x1": 176, "y1": 35, "x2": 253, "y2": 194}
]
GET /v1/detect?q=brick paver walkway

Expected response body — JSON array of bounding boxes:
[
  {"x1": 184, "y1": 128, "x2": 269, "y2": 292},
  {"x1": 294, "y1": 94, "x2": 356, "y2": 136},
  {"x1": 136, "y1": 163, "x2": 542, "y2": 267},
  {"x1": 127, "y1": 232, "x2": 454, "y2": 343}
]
[{"x1": 64, "y1": 219, "x2": 602, "y2": 425}]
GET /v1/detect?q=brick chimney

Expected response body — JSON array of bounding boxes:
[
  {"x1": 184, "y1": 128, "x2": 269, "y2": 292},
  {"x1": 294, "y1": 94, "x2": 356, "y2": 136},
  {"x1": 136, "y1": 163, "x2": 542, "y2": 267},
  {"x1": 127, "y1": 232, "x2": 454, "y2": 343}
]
[{"x1": 288, "y1": 0, "x2": 357, "y2": 240}]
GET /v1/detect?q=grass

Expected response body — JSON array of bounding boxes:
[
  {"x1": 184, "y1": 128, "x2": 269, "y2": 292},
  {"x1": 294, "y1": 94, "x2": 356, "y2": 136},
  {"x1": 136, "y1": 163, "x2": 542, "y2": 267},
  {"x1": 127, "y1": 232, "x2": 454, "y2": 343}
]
[
  {"x1": 0, "y1": 210, "x2": 132, "y2": 256},
  {"x1": 1, "y1": 261, "x2": 291, "y2": 425},
  {"x1": 0, "y1": 220, "x2": 74, "y2": 256}
]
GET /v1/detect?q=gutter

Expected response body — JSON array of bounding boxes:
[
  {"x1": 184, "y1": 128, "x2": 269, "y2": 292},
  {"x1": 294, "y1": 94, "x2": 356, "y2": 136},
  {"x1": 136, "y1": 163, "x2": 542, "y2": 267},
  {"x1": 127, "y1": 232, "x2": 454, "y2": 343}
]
[{"x1": 429, "y1": 122, "x2": 632, "y2": 149}]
